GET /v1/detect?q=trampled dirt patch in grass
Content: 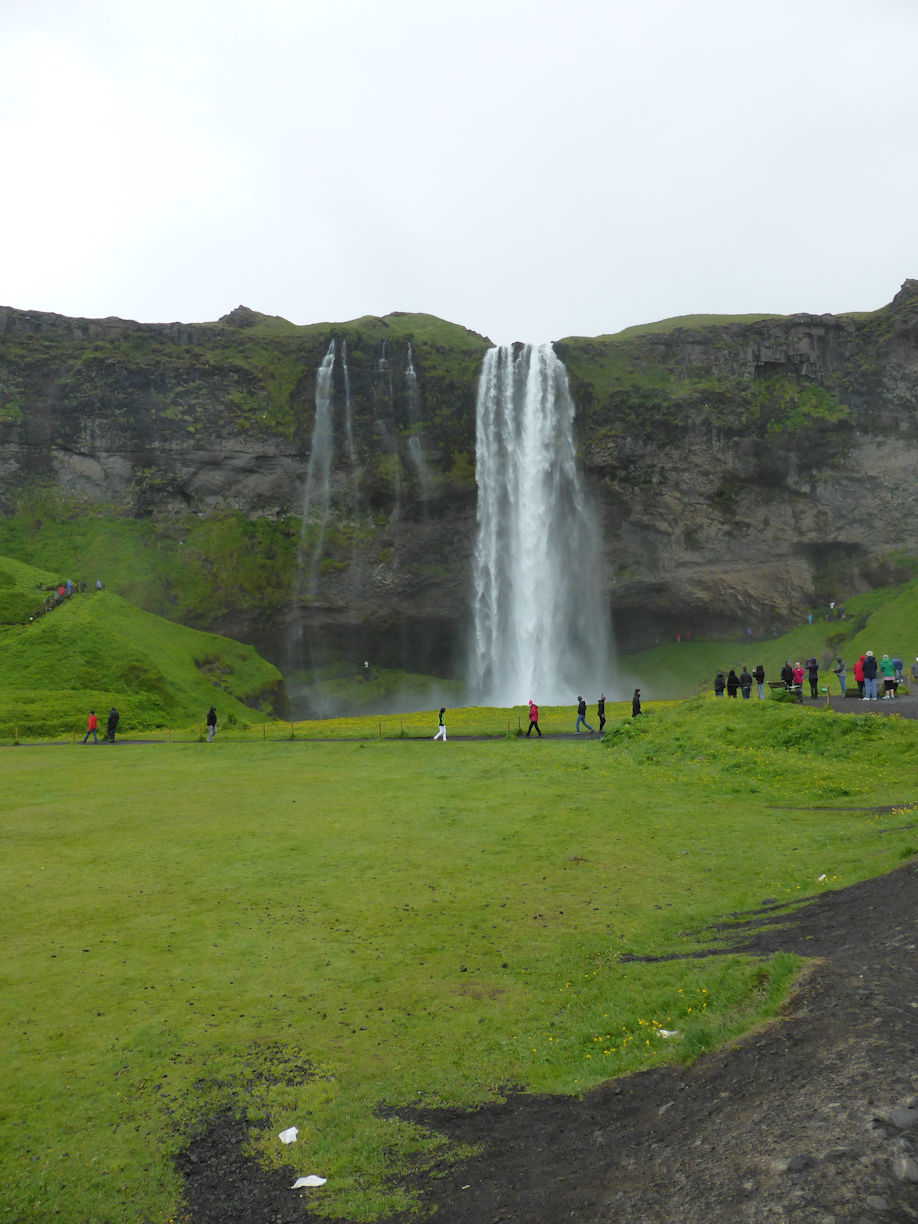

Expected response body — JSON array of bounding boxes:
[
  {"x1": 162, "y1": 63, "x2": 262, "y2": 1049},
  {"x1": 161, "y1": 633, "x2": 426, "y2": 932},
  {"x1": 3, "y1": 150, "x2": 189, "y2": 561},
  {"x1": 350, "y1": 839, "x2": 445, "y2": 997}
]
[{"x1": 178, "y1": 859, "x2": 918, "y2": 1224}]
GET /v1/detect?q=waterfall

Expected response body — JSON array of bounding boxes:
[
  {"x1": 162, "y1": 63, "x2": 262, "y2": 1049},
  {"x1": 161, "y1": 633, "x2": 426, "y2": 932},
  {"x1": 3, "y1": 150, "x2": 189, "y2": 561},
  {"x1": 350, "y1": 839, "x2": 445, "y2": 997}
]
[
  {"x1": 297, "y1": 337, "x2": 337, "y2": 595},
  {"x1": 469, "y1": 343, "x2": 612, "y2": 706},
  {"x1": 405, "y1": 342, "x2": 433, "y2": 505},
  {"x1": 341, "y1": 338, "x2": 355, "y2": 467},
  {"x1": 374, "y1": 342, "x2": 402, "y2": 516}
]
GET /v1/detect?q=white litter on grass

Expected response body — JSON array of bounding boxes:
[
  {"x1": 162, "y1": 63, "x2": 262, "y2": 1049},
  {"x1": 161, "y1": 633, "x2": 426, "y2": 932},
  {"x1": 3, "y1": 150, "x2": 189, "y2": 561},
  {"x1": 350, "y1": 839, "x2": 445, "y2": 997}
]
[
  {"x1": 278, "y1": 1127, "x2": 299, "y2": 1144},
  {"x1": 292, "y1": 1175, "x2": 327, "y2": 1189},
  {"x1": 817, "y1": 874, "x2": 828, "y2": 882},
  {"x1": 656, "y1": 1029, "x2": 679, "y2": 1039}
]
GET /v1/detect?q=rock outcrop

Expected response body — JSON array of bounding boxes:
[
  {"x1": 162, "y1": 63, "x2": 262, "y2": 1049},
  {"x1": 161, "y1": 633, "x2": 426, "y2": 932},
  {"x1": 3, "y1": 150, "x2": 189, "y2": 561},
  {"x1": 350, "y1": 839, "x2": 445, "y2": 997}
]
[{"x1": 1, "y1": 284, "x2": 917, "y2": 670}]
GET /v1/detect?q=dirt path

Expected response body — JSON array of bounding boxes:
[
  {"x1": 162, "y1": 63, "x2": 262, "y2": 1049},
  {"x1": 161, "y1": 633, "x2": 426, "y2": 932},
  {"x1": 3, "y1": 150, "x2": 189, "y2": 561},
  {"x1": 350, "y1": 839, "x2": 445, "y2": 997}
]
[{"x1": 179, "y1": 857, "x2": 918, "y2": 1224}]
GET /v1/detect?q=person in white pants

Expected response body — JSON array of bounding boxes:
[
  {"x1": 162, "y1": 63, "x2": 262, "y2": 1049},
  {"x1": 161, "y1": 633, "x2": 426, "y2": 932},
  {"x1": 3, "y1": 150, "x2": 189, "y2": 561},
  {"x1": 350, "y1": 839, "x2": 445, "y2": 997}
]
[{"x1": 433, "y1": 707, "x2": 446, "y2": 741}]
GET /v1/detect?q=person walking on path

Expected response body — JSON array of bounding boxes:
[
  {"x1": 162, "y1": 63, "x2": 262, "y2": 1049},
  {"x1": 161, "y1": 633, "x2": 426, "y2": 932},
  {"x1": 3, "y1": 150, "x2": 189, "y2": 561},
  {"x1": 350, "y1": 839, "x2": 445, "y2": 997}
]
[
  {"x1": 753, "y1": 664, "x2": 766, "y2": 699},
  {"x1": 526, "y1": 700, "x2": 541, "y2": 737},
  {"x1": 575, "y1": 696, "x2": 594, "y2": 733},
  {"x1": 863, "y1": 651, "x2": 879, "y2": 700},
  {"x1": 597, "y1": 693, "x2": 606, "y2": 732},
  {"x1": 433, "y1": 707, "x2": 447, "y2": 741},
  {"x1": 833, "y1": 657, "x2": 847, "y2": 696},
  {"x1": 82, "y1": 710, "x2": 99, "y2": 744},
  {"x1": 726, "y1": 669, "x2": 740, "y2": 698},
  {"x1": 106, "y1": 707, "x2": 120, "y2": 743},
  {"x1": 739, "y1": 666, "x2": 753, "y2": 699},
  {"x1": 632, "y1": 688, "x2": 642, "y2": 717},
  {"x1": 911, "y1": 657, "x2": 918, "y2": 689},
  {"x1": 894, "y1": 654, "x2": 904, "y2": 683},
  {"x1": 806, "y1": 658, "x2": 819, "y2": 699},
  {"x1": 714, "y1": 670, "x2": 726, "y2": 696},
  {"x1": 206, "y1": 706, "x2": 218, "y2": 741}
]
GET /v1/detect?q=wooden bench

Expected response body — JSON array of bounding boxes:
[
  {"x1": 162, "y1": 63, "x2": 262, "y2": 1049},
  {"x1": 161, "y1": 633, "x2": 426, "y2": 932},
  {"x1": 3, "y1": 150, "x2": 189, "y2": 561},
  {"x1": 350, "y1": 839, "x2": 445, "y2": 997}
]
[{"x1": 768, "y1": 680, "x2": 802, "y2": 700}]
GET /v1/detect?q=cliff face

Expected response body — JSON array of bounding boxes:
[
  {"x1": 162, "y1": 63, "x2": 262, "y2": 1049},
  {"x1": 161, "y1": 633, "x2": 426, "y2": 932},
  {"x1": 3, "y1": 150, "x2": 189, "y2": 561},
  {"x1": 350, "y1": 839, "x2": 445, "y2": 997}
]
[{"x1": 1, "y1": 284, "x2": 917, "y2": 670}]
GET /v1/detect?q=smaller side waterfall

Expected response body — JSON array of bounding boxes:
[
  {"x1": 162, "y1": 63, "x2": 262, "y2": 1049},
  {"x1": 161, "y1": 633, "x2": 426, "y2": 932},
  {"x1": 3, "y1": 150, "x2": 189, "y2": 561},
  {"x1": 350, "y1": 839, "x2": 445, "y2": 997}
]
[
  {"x1": 297, "y1": 338, "x2": 337, "y2": 595},
  {"x1": 287, "y1": 337, "x2": 338, "y2": 679},
  {"x1": 341, "y1": 338, "x2": 356, "y2": 468},
  {"x1": 374, "y1": 342, "x2": 402, "y2": 517},
  {"x1": 469, "y1": 343, "x2": 612, "y2": 706},
  {"x1": 405, "y1": 342, "x2": 433, "y2": 505}
]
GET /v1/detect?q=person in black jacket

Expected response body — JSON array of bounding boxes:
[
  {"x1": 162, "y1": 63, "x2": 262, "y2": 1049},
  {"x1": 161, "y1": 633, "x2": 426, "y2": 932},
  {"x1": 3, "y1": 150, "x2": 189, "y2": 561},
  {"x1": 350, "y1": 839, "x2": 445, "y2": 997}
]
[
  {"x1": 780, "y1": 660, "x2": 794, "y2": 689},
  {"x1": 106, "y1": 707, "x2": 120, "y2": 743},
  {"x1": 726, "y1": 669, "x2": 740, "y2": 697},
  {"x1": 632, "y1": 689, "x2": 642, "y2": 717},
  {"x1": 863, "y1": 651, "x2": 879, "y2": 700},
  {"x1": 739, "y1": 666, "x2": 753, "y2": 699},
  {"x1": 753, "y1": 663, "x2": 766, "y2": 699},
  {"x1": 575, "y1": 696, "x2": 594, "y2": 733},
  {"x1": 806, "y1": 658, "x2": 819, "y2": 698},
  {"x1": 206, "y1": 706, "x2": 218, "y2": 742},
  {"x1": 597, "y1": 693, "x2": 606, "y2": 732},
  {"x1": 714, "y1": 670, "x2": 726, "y2": 696}
]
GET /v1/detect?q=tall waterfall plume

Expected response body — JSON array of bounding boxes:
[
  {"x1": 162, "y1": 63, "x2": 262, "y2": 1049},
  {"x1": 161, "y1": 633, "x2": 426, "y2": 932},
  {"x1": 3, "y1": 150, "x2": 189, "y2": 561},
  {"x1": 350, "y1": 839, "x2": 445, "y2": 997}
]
[
  {"x1": 469, "y1": 344, "x2": 612, "y2": 706},
  {"x1": 287, "y1": 337, "x2": 338, "y2": 679},
  {"x1": 297, "y1": 337, "x2": 337, "y2": 594}
]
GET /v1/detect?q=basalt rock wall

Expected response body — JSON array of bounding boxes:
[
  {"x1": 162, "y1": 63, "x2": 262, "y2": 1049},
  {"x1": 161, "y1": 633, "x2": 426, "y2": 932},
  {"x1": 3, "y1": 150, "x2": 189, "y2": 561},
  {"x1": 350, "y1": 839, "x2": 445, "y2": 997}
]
[{"x1": 1, "y1": 284, "x2": 917, "y2": 669}]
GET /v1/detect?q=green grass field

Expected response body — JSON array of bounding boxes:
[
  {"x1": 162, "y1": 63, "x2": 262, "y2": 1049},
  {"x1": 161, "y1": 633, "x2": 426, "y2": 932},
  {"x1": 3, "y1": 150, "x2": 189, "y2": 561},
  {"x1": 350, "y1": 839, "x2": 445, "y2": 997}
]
[{"x1": 2, "y1": 698, "x2": 917, "y2": 1223}]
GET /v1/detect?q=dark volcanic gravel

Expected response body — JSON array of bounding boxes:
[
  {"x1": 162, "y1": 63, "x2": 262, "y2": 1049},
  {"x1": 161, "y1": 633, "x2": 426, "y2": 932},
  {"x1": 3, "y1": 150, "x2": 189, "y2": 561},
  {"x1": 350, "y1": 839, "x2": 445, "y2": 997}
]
[{"x1": 178, "y1": 858, "x2": 918, "y2": 1224}]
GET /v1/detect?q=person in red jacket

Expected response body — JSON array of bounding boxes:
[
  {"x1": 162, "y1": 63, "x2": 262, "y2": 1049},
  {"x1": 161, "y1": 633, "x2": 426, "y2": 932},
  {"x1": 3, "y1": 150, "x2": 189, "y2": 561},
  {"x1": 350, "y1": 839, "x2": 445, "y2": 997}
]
[
  {"x1": 526, "y1": 699, "x2": 542, "y2": 737},
  {"x1": 82, "y1": 710, "x2": 99, "y2": 744},
  {"x1": 853, "y1": 655, "x2": 866, "y2": 699}
]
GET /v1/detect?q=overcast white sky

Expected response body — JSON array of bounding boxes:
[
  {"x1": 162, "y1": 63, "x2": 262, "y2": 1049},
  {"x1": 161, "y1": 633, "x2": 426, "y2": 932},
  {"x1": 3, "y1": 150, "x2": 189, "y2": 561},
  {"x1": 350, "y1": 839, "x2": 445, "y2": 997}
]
[{"x1": 2, "y1": 0, "x2": 917, "y2": 344}]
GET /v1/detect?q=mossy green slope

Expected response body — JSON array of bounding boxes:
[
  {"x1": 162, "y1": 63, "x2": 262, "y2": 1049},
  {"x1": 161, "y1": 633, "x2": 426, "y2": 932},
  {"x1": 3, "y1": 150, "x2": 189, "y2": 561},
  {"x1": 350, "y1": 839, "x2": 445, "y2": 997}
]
[
  {"x1": 0, "y1": 554, "x2": 284, "y2": 735},
  {"x1": 620, "y1": 575, "x2": 918, "y2": 698}
]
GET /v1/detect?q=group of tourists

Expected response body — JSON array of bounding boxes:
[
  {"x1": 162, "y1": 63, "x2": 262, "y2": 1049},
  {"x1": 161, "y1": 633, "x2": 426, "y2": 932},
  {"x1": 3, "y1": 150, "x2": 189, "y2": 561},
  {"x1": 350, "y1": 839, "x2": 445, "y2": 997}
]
[
  {"x1": 81, "y1": 704, "x2": 220, "y2": 744},
  {"x1": 81, "y1": 707, "x2": 119, "y2": 744},
  {"x1": 32, "y1": 578, "x2": 104, "y2": 623},
  {"x1": 714, "y1": 665, "x2": 766, "y2": 699},
  {"x1": 431, "y1": 692, "x2": 642, "y2": 742},
  {"x1": 714, "y1": 651, "x2": 913, "y2": 701}
]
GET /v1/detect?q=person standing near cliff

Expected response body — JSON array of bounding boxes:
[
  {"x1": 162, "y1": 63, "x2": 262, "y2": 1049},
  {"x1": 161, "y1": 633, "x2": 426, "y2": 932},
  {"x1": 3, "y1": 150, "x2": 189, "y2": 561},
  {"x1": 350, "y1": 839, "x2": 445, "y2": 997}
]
[
  {"x1": 106, "y1": 707, "x2": 120, "y2": 743},
  {"x1": 880, "y1": 653, "x2": 896, "y2": 698},
  {"x1": 806, "y1": 657, "x2": 819, "y2": 699},
  {"x1": 863, "y1": 651, "x2": 879, "y2": 700},
  {"x1": 597, "y1": 693, "x2": 606, "y2": 732},
  {"x1": 739, "y1": 666, "x2": 753, "y2": 699},
  {"x1": 854, "y1": 654, "x2": 866, "y2": 698},
  {"x1": 526, "y1": 699, "x2": 541, "y2": 737},
  {"x1": 433, "y1": 707, "x2": 447, "y2": 741},
  {"x1": 632, "y1": 689, "x2": 642, "y2": 717},
  {"x1": 752, "y1": 664, "x2": 766, "y2": 699},
  {"x1": 833, "y1": 657, "x2": 847, "y2": 696},
  {"x1": 206, "y1": 706, "x2": 218, "y2": 741}
]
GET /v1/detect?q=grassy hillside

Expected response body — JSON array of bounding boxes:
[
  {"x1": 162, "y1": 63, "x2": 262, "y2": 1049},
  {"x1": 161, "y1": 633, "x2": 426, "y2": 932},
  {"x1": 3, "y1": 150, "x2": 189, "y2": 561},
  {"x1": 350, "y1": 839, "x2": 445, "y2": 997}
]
[
  {"x1": 620, "y1": 575, "x2": 918, "y2": 699},
  {"x1": 0, "y1": 500, "x2": 299, "y2": 624},
  {"x1": 0, "y1": 554, "x2": 285, "y2": 735},
  {"x1": 2, "y1": 699, "x2": 916, "y2": 1222}
]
